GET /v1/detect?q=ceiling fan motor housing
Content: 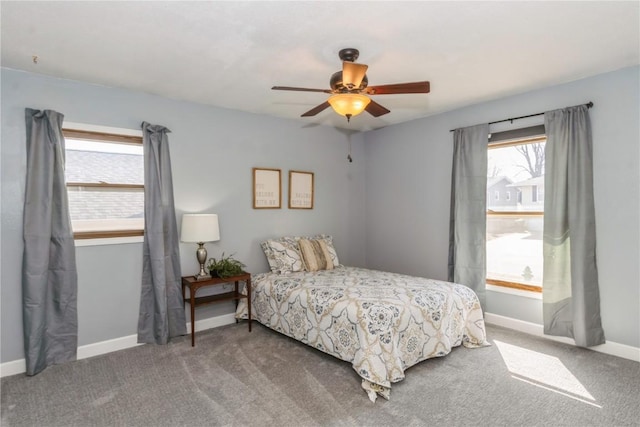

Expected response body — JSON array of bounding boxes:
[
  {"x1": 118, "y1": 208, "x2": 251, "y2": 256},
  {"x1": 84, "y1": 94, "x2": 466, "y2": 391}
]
[
  {"x1": 332, "y1": 48, "x2": 368, "y2": 92},
  {"x1": 330, "y1": 71, "x2": 368, "y2": 92}
]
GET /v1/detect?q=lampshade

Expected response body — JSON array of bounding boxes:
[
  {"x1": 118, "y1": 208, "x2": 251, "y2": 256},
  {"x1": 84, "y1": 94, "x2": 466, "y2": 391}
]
[
  {"x1": 328, "y1": 93, "x2": 371, "y2": 118},
  {"x1": 180, "y1": 214, "x2": 220, "y2": 243}
]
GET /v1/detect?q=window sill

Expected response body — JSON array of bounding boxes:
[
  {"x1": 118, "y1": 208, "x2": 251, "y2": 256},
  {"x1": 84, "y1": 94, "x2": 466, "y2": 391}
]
[
  {"x1": 74, "y1": 236, "x2": 143, "y2": 247},
  {"x1": 486, "y1": 283, "x2": 542, "y2": 300}
]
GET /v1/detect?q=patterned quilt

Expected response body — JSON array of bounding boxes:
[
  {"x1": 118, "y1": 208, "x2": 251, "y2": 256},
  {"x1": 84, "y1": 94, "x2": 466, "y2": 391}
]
[{"x1": 235, "y1": 266, "x2": 488, "y2": 401}]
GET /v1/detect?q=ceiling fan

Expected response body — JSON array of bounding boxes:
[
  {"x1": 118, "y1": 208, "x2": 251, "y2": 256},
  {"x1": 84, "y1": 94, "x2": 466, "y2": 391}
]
[{"x1": 272, "y1": 48, "x2": 430, "y2": 122}]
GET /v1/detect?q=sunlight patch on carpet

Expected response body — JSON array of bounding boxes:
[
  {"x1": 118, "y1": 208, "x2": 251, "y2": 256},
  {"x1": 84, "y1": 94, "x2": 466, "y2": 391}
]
[{"x1": 494, "y1": 340, "x2": 601, "y2": 408}]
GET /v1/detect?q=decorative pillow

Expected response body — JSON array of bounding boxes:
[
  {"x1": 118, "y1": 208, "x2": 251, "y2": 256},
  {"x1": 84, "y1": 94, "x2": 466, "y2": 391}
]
[
  {"x1": 298, "y1": 238, "x2": 334, "y2": 272},
  {"x1": 261, "y1": 239, "x2": 304, "y2": 274},
  {"x1": 260, "y1": 241, "x2": 279, "y2": 273},
  {"x1": 312, "y1": 234, "x2": 340, "y2": 267},
  {"x1": 279, "y1": 234, "x2": 341, "y2": 268}
]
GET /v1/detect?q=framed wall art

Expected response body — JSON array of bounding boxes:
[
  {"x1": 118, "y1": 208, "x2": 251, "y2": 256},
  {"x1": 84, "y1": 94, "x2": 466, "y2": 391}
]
[
  {"x1": 289, "y1": 170, "x2": 314, "y2": 209},
  {"x1": 253, "y1": 167, "x2": 281, "y2": 209}
]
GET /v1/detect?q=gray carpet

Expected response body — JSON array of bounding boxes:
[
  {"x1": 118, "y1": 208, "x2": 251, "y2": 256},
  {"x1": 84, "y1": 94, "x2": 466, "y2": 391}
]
[{"x1": 1, "y1": 323, "x2": 638, "y2": 426}]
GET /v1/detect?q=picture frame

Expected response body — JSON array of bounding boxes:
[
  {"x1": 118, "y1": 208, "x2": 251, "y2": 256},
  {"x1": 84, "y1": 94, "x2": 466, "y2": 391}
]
[
  {"x1": 289, "y1": 170, "x2": 314, "y2": 209},
  {"x1": 253, "y1": 167, "x2": 281, "y2": 209}
]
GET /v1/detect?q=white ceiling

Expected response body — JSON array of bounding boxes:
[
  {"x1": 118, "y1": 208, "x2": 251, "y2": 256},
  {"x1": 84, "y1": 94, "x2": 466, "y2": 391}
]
[{"x1": 1, "y1": 1, "x2": 639, "y2": 132}]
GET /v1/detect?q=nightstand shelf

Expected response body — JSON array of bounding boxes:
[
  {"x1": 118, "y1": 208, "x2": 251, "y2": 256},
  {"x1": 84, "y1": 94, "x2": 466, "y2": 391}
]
[
  {"x1": 181, "y1": 272, "x2": 252, "y2": 346},
  {"x1": 190, "y1": 291, "x2": 241, "y2": 305}
]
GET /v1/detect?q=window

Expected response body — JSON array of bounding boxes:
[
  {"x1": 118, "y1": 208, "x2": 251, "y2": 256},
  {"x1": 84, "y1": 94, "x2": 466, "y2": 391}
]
[
  {"x1": 494, "y1": 190, "x2": 500, "y2": 201},
  {"x1": 63, "y1": 126, "x2": 144, "y2": 239},
  {"x1": 486, "y1": 135, "x2": 546, "y2": 293}
]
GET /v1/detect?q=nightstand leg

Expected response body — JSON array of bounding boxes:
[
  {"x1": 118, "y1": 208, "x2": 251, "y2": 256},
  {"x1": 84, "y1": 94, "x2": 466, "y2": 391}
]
[
  {"x1": 235, "y1": 280, "x2": 239, "y2": 324},
  {"x1": 190, "y1": 290, "x2": 196, "y2": 347},
  {"x1": 247, "y1": 277, "x2": 252, "y2": 332},
  {"x1": 181, "y1": 282, "x2": 186, "y2": 311}
]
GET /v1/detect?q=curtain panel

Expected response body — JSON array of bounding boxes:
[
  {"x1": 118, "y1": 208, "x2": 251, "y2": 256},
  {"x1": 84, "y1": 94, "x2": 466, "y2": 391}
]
[
  {"x1": 137, "y1": 122, "x2": 186, "y2": 344},
  {"x1": 448, "y1": 124, "x2": 489, "y2": 309},
  {"x1": 543, "y1": 105, "x2": 605, "y2": 347},
  {"x1": 22, "y1": 108, "x2": 78, "y2": 375}
]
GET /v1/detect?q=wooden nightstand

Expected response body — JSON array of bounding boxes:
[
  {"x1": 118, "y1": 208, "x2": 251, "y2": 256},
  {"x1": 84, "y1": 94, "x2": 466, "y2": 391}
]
[{"x1": 181, "y1": 272, "x2": 252, "y2": 346}]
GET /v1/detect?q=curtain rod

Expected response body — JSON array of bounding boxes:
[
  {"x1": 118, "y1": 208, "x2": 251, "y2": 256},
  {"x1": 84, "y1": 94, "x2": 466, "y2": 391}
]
[{"x1": 449, "y1": 101, "x2": 593, "y2": 132}]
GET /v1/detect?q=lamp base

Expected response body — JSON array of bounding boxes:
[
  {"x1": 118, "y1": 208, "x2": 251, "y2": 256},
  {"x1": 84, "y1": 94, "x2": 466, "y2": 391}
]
[
  {"x1": 194, "y1": 272, "x2": 212, "y2": 281},
  {"x1": 195, "y1": 242, "x2": 210, "y2": 280}
]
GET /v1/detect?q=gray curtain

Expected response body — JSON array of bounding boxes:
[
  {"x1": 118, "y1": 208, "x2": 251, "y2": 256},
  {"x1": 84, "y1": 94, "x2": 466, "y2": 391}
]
[
  {"x1": 448, "y1": 124, "x2": 489, "y2": 309},
  {"x1": 22, "y1": 109, "x2": 78, "y2": 376},
  {"x1": 137, "y1": 122, "x2": 186, "y2": 344},
  {"x1": 543, "y1": 105, "x2": 605, "y2": 347}
]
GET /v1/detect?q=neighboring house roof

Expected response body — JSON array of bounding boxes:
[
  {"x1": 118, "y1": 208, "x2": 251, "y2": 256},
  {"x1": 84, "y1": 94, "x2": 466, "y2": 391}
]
[
  {"x1": 67, "y1": 191, "x2": 144, "y2": 220},
  {"x1": 487, "y1": 176, "x2": 514, "y2": 188},
  {"x1": 65, "y1": 149, "x2": 143, "y2": 184},
  {"x1": 508, "y1": 175, "x2": 544, "y2": 187},
  {"x1": 65, "y1": 149, "x2": 144, "y2": 221}
]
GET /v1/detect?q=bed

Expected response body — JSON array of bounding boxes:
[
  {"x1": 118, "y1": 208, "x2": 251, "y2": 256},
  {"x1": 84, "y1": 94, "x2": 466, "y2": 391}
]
[{"x1": 235, "y1": 236, "x2": 488, "y2": 402}]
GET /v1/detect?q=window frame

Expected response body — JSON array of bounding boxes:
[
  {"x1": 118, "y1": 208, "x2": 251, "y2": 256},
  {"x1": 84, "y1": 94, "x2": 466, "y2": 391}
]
[
  {"x1": 63, "y1": 123, "x2": 144, "y2": 240},
  {"x1": 487, "y1": 134, "x2": 546, "y2": 293}
]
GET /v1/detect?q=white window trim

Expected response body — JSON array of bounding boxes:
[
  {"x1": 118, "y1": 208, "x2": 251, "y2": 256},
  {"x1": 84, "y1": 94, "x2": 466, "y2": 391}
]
[{"x1": 64, "y1": 121, "x2": 144, "y2": 246}]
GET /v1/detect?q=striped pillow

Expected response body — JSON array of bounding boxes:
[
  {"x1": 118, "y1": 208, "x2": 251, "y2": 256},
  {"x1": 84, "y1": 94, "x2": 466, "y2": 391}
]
[
  {"x1": 313, "y1": 234, "x2": 340, "y2": 267},
  {"x1": 281, "y1": 234, "x2": 341, "y2": 267},
  {"x1": 298, "y1": 238, "x2": 334, "y2": 272}
]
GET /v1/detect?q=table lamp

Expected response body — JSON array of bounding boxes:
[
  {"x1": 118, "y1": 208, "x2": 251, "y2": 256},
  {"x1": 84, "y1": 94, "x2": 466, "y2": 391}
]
[{"x1": 180, "y1": 213, "x2": 220, "y2": 280}]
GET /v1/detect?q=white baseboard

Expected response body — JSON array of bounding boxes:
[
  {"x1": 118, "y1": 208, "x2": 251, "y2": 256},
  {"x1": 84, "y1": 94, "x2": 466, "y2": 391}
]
[
  {"x1": 77, "y1": 334, "x2": 143, "y2": 360},
  {"x1": 190, "y1": 312, "x2": 237, "y2": 333},
  {"x1": 0, "y1": 313, "x2": 237, "y2": 378},
  {"x1": 6, "y1": 312, "x2": 634, "y2": 377},
  {"x1": 0, "y1": 359, "x2": 27, "y2": 378},
  {"x1": 485, "y1": 312, "x2": 640, "y2": 363}
]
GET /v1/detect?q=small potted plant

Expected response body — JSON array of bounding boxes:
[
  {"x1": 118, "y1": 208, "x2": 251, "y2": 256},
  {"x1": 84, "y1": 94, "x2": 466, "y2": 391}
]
[{"x1": 206, "y1": 252, "x2": 246, "y2": 278}]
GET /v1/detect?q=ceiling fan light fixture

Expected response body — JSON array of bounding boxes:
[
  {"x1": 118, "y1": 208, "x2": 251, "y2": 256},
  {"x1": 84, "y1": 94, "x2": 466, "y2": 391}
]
[{"x1": 328, "y1": 93, "x2": 371, "y2": 120}]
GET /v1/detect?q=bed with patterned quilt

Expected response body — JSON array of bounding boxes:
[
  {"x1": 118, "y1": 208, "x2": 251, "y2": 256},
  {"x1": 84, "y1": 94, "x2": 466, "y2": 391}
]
[{"x1": 235, "y1": 235, "x2": 488, "y2": 402}]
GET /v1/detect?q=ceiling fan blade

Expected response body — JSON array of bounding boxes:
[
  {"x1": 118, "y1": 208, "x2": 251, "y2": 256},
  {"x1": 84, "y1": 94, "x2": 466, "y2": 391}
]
[
  {"x1": 301, "y1": 101, "x2": 331, "y2": 117},
  {"x1": 365, "y1": 100, "x2": 391, "y2": 117},
  {"x1": 342, "y1": 62, "x2": 368, "y2": 88},
  {"x1": 272, "y1": 86, "x2": 332, "y2": 93},
  {"x1": 365, "y1": 81, "x2": 430, "y2": 95}
]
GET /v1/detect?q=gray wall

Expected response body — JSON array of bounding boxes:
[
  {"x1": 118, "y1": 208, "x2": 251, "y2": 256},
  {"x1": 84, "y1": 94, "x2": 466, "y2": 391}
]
[
  {"x1": 364, "y1": 65, "x2": 640, "y2": 348},
  {"x1": 2, "y1": 65, "x2": 638, "y2": 365},
  {"x1": 0, "y1": 68, "x2": 367, "y2": 363}
]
